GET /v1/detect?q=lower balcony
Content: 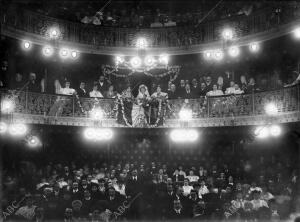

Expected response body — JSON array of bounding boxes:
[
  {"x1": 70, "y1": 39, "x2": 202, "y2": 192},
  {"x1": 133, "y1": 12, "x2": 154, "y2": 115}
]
[{"x1": 1, "y1": 85, "x2": 300, "y2": 128}]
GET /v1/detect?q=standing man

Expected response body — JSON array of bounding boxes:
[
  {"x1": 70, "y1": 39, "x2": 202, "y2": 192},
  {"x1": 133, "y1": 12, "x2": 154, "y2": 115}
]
[
  {"x1": 97, "y1": 75, "x2": 110, "y2": 96},
  {"x1": 125, "y1": 169, "x2": 143, "y2": 220}
]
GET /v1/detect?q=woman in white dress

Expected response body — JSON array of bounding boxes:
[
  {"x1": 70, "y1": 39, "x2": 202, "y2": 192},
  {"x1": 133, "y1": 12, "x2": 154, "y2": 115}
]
[{"x1": 132, "y1": 84, "x2": 150, "y2": 127}]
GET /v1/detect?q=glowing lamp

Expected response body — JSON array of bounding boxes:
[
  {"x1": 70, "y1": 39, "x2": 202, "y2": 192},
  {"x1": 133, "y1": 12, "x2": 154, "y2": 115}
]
[
  {"x1": 214, "y1": 50, "x2": 224, "y2": 61},
  {"x1": 8, "y1": 123, "x2": 27, "y2": 136},
  {"x1": 42, "y1": 46, "x2": 54, "y2": 57},
  {"x1": 136, "y1": 38, "x2": 148, "y2": 49},
  {"x1": 254, "y1": 126, "x2": 269, "y2": 139},
  {"x1": 228, "y1": 46, "x2": 240, "y2": 57},
  {"x1": 49, "y1": 27, "x2": 60, "y2": 39},
  {"x1": 130, "y1": 57, "x2": 142, "y2": 68},
  {"x1": 222, "y1": 28, "x2": 234, "y2": 40},
  {"x1": 144, "y1": 56, "x2": 155, "y2": 67},
  {"x1": 170, "y1": 129, "x2": 199, "y2": 142},
  {"x1": 269, "y1": 125, "x2": 281, "y2": 137},
  {"x1": 115, "y1": 56, "x2": 124, "y2": 65},
  {"x1": 27, "y1": 135, "x2": 40, "y2": 148},
  {"x1": 249, "y1": 42, "x2": 260, "y2": 52},
  {"x1": 0, "y1": 122, "x2": 8, "y2": 134},
  {"x1": 179, "y1": 109, "x2": 193, "y2": 121},
  {"x1": 293, "y1": 27, "x2": 300, "y2": 39},
  {"x1": 265, "y1": 103, "x2": 278, "y2": 116},
  {"x1": 1, "y1": 99, "x2": 14, "y2": 113},
  {"x1": 204, "y1": 51, "x2": 213, "y2": 60},
  {"x1": 59, "y1": 48, "x2": 70, "y2": 59},
  {"x1": 70, "y1": 50, "x2": 78, "y2": 59},
  {"x1": 90, "y1": 108, "x2": 104, "y2": 120},
  {"x1": 84, "y1": 128, "x2": 113, "y2": 141},
  {"x1": 22, "y1": 40, "x2": 32, "y2": 50},
  {"x1": 159, "y1": 54, "x2": 169, "y2": 65}
]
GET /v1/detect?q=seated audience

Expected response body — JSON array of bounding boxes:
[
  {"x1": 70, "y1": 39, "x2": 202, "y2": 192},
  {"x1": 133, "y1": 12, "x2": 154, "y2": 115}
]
[
  {"x1": 89, "y1": 84, "x2": 104, "y2": 98},
  {"x1": 177, "y1": 80, "x2": 186, "y2": 98},
  {"x1": 206, "y1": 84, "x2": 224, "y2": 97},
  {"x1": 184, "y1": 83, "x2": 195, "y2": 99},
  {"x1": 167, "y1": 84, "x2": 177, "y2": 99},
  {"x1": 27, "y1": 72, "x2": 40, "y2": 93},
  {"x1": 77, "y1": 82, "x2": 87, "y2": 97},
  {"x1": 105, "y1": 85, "x2": 117, "y2": 98},
  {"x1": 97, "y1": 75, "x2": 110, "y2": 95},
  {"x1": 199, "y1": 82, "x2": 207, "y2": 97},
  {"x1": 225, "y1": 81, "x2": 236, "y2": 94}
]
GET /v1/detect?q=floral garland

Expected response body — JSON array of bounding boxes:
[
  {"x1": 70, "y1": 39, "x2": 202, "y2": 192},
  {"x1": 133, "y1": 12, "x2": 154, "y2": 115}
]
[
  {"x1": 103, "y1": 65, "x2": 180, "y2": 78},
  {"x1": 74, "y1": 94, "x2": 87, "y2": 114},
  {"x1": 148, "y1": 100, "x2": 164, "y2": 128},
  {"x1": 118, "y1": 95, "x2": 132, "y2": 127}
]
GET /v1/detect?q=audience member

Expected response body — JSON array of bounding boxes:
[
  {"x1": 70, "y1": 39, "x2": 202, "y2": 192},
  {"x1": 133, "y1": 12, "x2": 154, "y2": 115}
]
[{"x1": 89, "y1": 84, "x2": 104, "y2": 98}]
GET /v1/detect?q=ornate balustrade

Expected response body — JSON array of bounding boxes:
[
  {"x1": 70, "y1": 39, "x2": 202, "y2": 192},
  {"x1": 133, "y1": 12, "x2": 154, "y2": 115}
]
[
  {"x1": 1, "y1": 85, "x2": 299, "y2": 128},
  {"x1": 1, "y1": 3, "x2": 300, "y2": 55}
]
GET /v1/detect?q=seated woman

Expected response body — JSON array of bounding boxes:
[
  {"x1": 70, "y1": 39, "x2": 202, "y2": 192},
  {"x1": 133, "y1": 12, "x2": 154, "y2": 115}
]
[
  {"x1": 206, "y1": 84, "x2": 224, "y2": 97},
  {"x1": 105, "y1": 85, "x2": 117, "y2": 99},
  {"x1": 132, "y1": 84, "x2": 151, "y2": 127},
  {"x1": 150, "y1": 85, "x2": 168, "y2": 125},
  {"x1": 89, "y1": 84, "x2": 104, "y2": 98}
]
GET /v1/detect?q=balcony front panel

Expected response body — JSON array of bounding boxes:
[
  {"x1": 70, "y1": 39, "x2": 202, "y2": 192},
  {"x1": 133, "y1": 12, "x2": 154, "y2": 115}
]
[{"x1": 1, "y1": 85, "x2": 299, "y2": 128}]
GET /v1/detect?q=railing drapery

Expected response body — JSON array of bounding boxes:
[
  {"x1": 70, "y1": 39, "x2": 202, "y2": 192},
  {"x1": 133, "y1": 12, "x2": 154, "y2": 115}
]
[{"x1": 1, "y1": 85, "x2": 299, "y2": 127}]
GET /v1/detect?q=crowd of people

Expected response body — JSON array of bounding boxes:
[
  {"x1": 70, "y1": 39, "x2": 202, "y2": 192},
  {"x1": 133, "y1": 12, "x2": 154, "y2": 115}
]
[
  {"x1": 18, "y1": 1, "x2": 266, "y2": 28},
  {"x1": 4, "y1": 67, "x2": 294, "y2": 100},
  {"x1": 2, "y1": 137, "x2": 299, "y2": 221}
]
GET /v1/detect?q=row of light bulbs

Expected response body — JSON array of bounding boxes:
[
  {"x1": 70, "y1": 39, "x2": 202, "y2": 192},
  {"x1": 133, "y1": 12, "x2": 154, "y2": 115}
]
[
  {"x1": 115, "y1": 54, "x2": 169, "y2": 68},
  {"x1": 0, "y1": 122, "x2": 40, "y2": 147},
  {"x1": 203, "y1": 42, "x2": 260, "y2": 61},
  {"x1": 21, "y1": 40, "x2": 79, "y2": 60}
]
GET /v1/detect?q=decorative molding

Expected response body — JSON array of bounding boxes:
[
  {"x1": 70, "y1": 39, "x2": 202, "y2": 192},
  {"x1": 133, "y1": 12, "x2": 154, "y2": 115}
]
[{"x1": 8, "y1": 111, "x2": 300, "y2": 128}]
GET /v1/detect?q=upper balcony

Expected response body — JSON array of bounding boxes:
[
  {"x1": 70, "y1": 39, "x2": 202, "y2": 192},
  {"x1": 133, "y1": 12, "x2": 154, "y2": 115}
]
[
  {"x1": 1, "y1": 3, "x2": 300, "y2": 55},
  {"x1": 1, "y1": 85, "x2": 299, "y2": 128}
]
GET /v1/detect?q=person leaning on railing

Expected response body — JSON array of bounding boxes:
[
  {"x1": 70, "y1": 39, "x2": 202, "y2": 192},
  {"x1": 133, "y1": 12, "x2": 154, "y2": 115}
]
[{"x1": 206, "y1": 84, "x2": 224, "y2": 97}]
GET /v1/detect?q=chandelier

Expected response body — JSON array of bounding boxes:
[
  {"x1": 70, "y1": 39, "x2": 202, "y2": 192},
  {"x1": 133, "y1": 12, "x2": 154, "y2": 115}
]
[{"x1": 114, "y1": 54, "x2": 169, "y2": 72}]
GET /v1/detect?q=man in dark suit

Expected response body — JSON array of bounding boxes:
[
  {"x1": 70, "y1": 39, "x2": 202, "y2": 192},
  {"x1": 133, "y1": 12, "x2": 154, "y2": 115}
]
[
  {"x1": 184, "y1": 84, "x2": 196, "y2": 99},
  {"x1": 191, "y1": 78, "x2": 200, "y2": 96},
  {"x1": 125, "y1": 169, "x2": 143, "y2": 220},
  {"x1": 97, "y1": 75, "x2": 110, "y2": 95},
  {"x1": 76, "y1": 82, "x2": 87, "y2": 97},
  {"x1": 106, "y1": 187, "x2": 124, "y2": 212},
  {"x1": 80, "y1": 179, "x2": 90, "y2": 193},
  {"x1": 167, "y1": 199, "x2": 187, "y2": 219},
  {"x1": 160, "y1": 184, "x2": 176, "y2": 218},
  {"x1": 81, "y1": 190, "x2": 93, "y2": 216},
  {"x1": 199, "y1": 82, "x2": 208, "y2": 97},
  {"x1": 125, "y1": 169, "x2": 143, "y2": 198},
  {"x1": 97, "y1": 179, "x2": 106, "y2": 200},
  {"x1": 205, "y1": 76, "x2": 213, "y2": 92},
  {"x1": 167, "y1": 84, "x2": 178, "y2": 99},
  {"x1": 71, "y1": 182, "x2": 83, "y2": 200},
  {"x1": 61, "y1": 166, "x2": 73, "y2": 181},
  {"x1": 177, "y1": 80, "x2": 186, "y2": 98},
  {"x1": 192, "y1": 200, "x2": 209, "y2": 220}
]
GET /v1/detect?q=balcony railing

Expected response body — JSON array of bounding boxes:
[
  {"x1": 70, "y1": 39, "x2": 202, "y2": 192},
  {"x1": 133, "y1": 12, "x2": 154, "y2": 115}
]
[
  {"x1": 1, "y1": 3, "x2": 300, "y2": 49},
  {"x1": 1, "y1": 85, "x2": 299, "y2": 128}
]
